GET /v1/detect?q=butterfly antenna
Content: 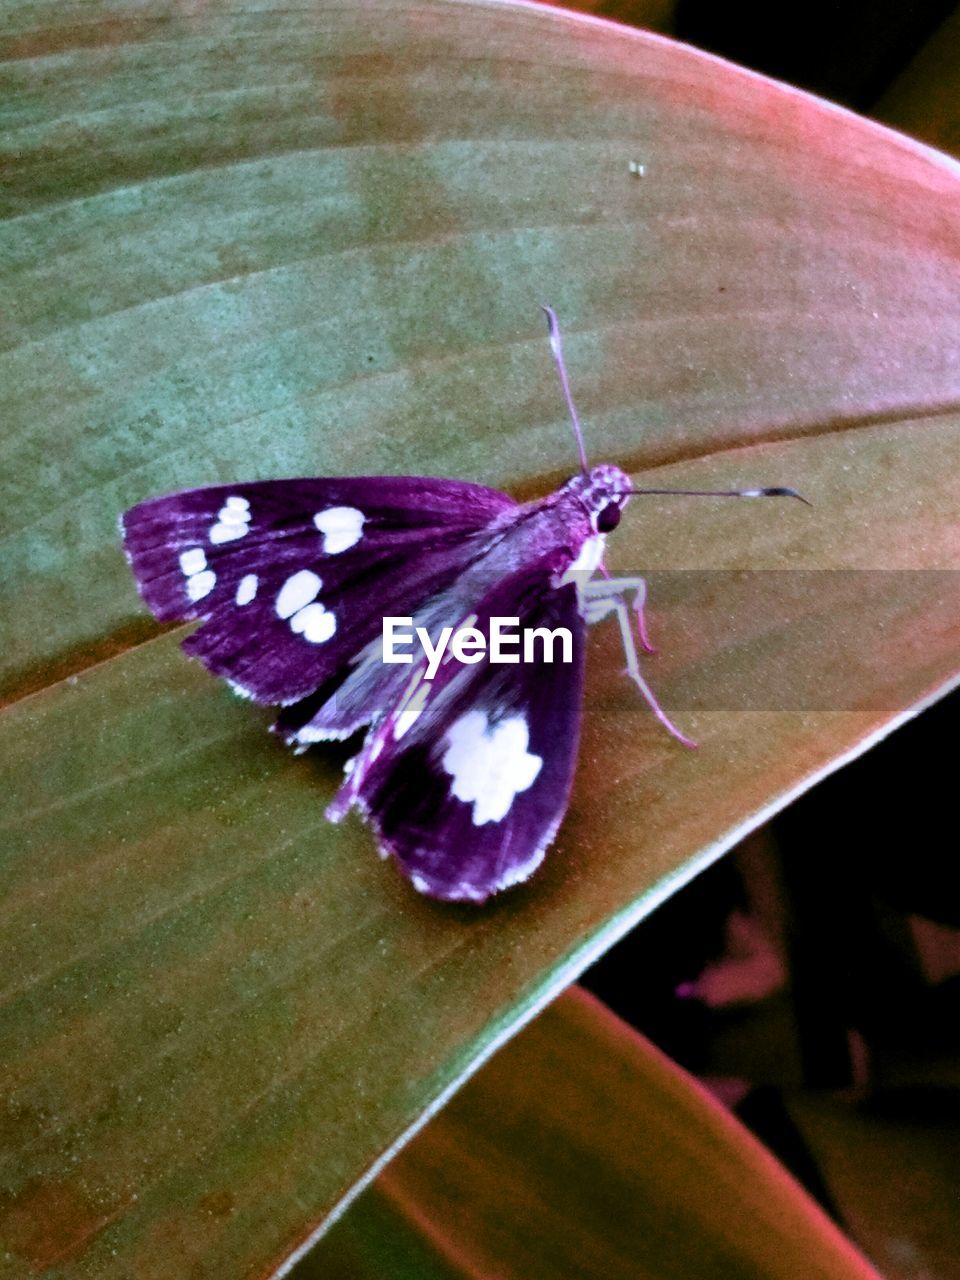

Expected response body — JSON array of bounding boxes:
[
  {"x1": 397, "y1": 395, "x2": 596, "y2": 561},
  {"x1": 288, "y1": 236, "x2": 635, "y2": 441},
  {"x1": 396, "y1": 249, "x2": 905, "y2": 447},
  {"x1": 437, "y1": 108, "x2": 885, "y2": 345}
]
[
  {"x1": 541, "y1": 305, "x2": 590, "y2": 475},
  {"x1": 629, "y1": 485, "x2": 812, "y2": 506}
]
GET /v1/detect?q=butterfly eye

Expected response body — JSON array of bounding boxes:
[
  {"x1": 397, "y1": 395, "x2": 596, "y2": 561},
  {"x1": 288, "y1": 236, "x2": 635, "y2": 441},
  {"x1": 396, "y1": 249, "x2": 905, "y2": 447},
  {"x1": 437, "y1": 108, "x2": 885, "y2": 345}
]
[{"x1": 595, "y1": 502, "x2": 621, "y2": 533}]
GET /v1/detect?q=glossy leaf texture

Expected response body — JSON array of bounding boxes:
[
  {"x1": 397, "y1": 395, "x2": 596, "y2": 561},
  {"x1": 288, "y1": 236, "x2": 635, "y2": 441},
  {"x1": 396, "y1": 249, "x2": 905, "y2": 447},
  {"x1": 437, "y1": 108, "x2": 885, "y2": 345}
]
[
  {"x1": 2, "y1": 1, "x2": 960, "y2": 1277},
  {"x1": 303, "y1": 987, "x2": 882, "y2": 1280}
]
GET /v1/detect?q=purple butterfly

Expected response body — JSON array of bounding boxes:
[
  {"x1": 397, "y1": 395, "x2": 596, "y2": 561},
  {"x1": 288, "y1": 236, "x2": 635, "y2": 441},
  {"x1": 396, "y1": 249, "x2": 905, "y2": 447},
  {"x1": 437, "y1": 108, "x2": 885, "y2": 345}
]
[{"x1": 121, "y1": 309, "x2": 803, "y2": 903}]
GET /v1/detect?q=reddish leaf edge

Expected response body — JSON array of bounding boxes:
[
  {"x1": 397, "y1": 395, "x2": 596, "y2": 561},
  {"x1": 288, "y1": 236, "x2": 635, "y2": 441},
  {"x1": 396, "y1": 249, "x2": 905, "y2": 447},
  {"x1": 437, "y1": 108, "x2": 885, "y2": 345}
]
[
  {"x1": 372, "y1": 988, "x2": 884, "y2": 1280},
  {"x1": 476, "y1": 0, "x2": 960, "y2": 188}
]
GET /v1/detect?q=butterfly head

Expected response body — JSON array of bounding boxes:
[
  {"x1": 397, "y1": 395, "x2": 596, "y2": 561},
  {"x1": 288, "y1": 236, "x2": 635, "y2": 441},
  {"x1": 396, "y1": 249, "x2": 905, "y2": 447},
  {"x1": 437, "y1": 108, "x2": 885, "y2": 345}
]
[{"x1": 566, "y1": 463, "x2": 631, "y2": 534}]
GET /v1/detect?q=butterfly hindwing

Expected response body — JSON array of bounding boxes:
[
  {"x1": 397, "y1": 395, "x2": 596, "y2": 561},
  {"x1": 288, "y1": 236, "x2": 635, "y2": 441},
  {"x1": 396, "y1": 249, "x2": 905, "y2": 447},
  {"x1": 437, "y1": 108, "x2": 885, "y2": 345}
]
[
  {"x1": 331, "y1": 553, "x2": 587, "y2": 902},
  {"x1": 121, "y1": 476, "x2": 517, "y2": 704}
]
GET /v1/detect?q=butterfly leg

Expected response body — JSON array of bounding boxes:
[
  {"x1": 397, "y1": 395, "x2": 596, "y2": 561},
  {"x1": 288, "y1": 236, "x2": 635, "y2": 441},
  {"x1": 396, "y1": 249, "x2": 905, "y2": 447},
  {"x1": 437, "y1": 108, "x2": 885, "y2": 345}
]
[
  {"x1": 595, "y1": 568, "x2": 657, "y2": 653},
  {"x1": 583, "y1": 580, "x2": 696, "y2": 748}
]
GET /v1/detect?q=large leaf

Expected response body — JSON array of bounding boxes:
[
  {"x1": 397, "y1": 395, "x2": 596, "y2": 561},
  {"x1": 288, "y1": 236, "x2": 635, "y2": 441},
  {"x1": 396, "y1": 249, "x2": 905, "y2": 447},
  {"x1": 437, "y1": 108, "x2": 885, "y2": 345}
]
[
  {"x1": 2, "y1": 1, "x2": 960, "y2": 1276},
  {"x1": 305, "y1": 987, "x2": 883, "y2": 1280}
]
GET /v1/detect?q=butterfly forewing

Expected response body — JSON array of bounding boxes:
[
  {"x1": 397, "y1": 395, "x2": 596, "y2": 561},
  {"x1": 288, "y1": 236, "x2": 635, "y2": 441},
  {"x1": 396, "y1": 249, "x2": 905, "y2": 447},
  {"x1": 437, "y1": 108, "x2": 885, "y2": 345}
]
[{"x1": 121, "y1": 476, "x2": 516, "y2": 704}]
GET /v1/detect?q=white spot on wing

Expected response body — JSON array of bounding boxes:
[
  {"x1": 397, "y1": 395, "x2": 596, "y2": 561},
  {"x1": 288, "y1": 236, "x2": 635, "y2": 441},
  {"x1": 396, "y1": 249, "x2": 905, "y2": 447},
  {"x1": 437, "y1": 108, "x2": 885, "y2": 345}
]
[
  {"x1": 210, "y1": 521, "x2": 246, "y2": 544},
  {"x1": 210, "y1": 495, "x2": 252, "y2": 544},
  {"x1": 179, "y1": 547, "x2": 206, "y2": 576},
  {"x1": 442, "y1": 711, "x2": 542, "y2": 825},
  {"x1": 217, "y1": 506, "x2": 248, "y2": 527},
  {"x1": 186, "y1": 569, "x2": 216, "y2": 601},
  {"x1": 290, "y1": 602, "x2": 336, "y2": 644},
  {"x1": 314, "y1": 506, "x2": 365, "y2": 554},
  {"x1": 276, "y1": 570, "x2": 321, "y2": 619},
  {"x1": 235, "y1": 574, "x2": 258, "y2": 606}
]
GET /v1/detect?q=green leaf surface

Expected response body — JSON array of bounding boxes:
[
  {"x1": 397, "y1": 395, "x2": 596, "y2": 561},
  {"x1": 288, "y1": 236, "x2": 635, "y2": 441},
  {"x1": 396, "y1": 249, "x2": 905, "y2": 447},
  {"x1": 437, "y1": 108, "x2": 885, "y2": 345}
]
[
  {"x1": 2, "y1": 1, "x2": 960, "y2": 1276},
  {"x1": 4, "y1": 0, "x2": 960, "y2": 697},
  {"x1": 304, "y1": 988, "x2": 882, "y2": 1280}
]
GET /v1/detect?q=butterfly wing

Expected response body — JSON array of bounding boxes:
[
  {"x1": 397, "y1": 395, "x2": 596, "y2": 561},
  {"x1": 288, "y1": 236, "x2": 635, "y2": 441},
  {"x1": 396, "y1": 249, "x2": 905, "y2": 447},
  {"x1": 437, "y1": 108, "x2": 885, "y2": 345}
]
[
  {"x1": 121, "y1": 476, "x2": 516, "y2": 705},
  {"x1": 329, "y1": 552, "x2": 586, "y2": 902}
]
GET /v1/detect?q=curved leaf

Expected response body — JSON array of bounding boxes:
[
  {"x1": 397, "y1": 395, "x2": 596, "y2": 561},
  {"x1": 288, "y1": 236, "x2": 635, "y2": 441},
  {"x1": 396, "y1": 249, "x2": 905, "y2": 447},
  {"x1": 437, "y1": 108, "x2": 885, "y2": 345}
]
[
  {"x1": 2, "y1": 2, "x2": 959, "y2": 1277},
  {"x1": 305, "y1": 988, "x2": 882, "y2": 1280}
]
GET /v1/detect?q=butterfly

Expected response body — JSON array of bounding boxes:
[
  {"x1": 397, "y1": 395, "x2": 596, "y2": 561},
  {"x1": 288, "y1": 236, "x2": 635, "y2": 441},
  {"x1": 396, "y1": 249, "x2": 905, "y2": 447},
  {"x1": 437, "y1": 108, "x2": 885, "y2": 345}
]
[{"x1": 121, "y1": 308, "x2": 803, "y2": 903}]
